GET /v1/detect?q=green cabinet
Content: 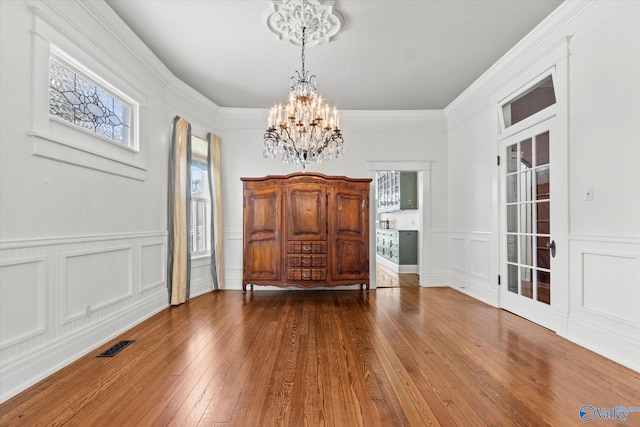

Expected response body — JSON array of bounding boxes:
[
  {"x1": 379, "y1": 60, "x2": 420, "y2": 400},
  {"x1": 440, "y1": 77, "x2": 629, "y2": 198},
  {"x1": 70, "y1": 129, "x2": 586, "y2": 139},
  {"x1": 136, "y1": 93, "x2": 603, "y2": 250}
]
[
  {"x1": 376, "y1": 171, "x2": 417, "y2": 212},
  {"x1": 376, "y1": 229, "x2": 418, "y2": 265}
]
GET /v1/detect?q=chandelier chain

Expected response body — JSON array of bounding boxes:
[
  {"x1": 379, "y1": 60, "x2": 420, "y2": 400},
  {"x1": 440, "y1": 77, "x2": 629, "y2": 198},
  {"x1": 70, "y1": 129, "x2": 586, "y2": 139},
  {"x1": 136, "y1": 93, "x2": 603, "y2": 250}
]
[{"x1": 301, "y1": 27, "x2": 306, "y2": 76}]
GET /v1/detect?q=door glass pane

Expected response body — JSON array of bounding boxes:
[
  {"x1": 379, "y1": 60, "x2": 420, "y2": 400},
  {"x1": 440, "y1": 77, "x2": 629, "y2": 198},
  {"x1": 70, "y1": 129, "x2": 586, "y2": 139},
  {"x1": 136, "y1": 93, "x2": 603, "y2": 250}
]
[
  {"x1": 507, "y1": 144, "x2": 519, "y2": 173},
  {"x1": 521, "y1": 138, "x2": 533, "y2": 169},
  {"x1": 507, "y1": 234, "x2": 518, "y2": 263},
  {"x1": 507, "y1": 205, "x2": 517, "y2": 232},
  {"x1": 537, "y1": 202, "x2": 550, "y2": 234},
  {"x1": 521, "y1": 267, "x2": 533, "y2": 299},
  {"x1": 520, "y1": 204, "x2": 534, "y2": 234},
  {"x1": 520, "y1": 171, "x2": 533, "y2": 201},
  {"x1": 537, "y1": 236, "x2": 550, "y2": 269},
  {"x1": 520, "y1": 235, "x2": 533, "y2": 267},
  {"x1": 507, "y1": 175, "x2": 517, "y2": 203},
  {"x1": 536, "y1": 168, "x2": 550, "y2": 200},
  {"x1": 536, "y1": 132, "x2": 550, "y2": 166},
  {"x1": 537, "y1": 270, "x2": 551, "y2": 305},
  {"x1": 508, "y1": 264, "x2": 518, "y2": 293}
]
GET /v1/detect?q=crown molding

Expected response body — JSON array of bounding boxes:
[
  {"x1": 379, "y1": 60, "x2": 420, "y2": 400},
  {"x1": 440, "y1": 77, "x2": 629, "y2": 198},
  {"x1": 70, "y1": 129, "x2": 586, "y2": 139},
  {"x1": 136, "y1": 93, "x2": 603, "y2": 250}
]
[{"x1": 444, "y1": 0, "x2": 595, "y2": 120}]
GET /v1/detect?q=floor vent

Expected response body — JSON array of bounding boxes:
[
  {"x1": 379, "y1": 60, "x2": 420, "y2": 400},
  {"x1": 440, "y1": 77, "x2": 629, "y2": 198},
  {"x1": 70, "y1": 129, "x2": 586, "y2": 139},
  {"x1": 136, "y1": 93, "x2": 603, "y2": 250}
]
[{"x1": 97, "y1": 340, "x2": 135, "y2": 357}]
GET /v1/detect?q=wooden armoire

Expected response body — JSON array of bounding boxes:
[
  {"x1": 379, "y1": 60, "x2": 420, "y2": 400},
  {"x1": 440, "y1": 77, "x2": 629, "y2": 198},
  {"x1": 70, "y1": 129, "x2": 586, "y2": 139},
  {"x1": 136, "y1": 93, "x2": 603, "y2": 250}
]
[{"x1": 241, "y1": 173, "x2": 371, "y2": 292}]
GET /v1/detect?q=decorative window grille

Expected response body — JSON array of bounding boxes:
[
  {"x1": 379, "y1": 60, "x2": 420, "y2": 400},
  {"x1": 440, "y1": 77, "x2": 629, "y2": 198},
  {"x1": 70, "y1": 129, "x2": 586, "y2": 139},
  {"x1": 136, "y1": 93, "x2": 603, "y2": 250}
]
[{"x1": 49, "y1": 55, "x2": 132, "y2": 147}]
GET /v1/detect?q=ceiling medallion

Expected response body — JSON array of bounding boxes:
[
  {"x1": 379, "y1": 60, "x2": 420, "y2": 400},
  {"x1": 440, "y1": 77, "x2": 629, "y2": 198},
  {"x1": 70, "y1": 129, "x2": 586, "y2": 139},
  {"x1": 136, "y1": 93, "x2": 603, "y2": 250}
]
[{"x1": 264, "y1": 0, "x2": 344, "y2": 47}]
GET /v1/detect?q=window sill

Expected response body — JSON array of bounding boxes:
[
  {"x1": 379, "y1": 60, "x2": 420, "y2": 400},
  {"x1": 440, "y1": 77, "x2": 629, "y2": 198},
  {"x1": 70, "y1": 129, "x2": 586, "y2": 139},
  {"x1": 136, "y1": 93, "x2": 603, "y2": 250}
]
[
  {"x1": 29, "y1": 130, "x2": 147, "y2": 181},
  {"x1": 191, "y1": 253, "x2": 212, "y2": 262}
]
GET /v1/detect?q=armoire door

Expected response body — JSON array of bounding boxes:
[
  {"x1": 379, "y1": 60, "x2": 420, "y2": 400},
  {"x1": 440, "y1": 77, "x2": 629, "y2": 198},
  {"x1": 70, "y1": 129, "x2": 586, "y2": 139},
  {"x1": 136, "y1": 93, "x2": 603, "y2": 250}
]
[
  {"x1": 329, "y1": 186, "x2": 369, "y2": 280},
  {"x1": 243, "y1": 186, "x2": 282, "y2": 281},
  {"x1": 286, "y1": 185, "x2": 327, "y2": 241}
]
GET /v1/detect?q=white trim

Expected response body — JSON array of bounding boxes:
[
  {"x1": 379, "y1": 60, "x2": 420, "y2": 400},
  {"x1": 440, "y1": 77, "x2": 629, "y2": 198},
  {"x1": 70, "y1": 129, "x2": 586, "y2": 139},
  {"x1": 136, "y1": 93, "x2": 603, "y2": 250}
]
[
  {"x1": 0, "y1": 231, "x2": 167, "y2": 250},
  {"x1": 60, "y1": 246, "x2": 134, "y2": 324},
  {"x1": 497, "y1": 68, "x2": 558, "y2": 139},
  {"x1": 0, "y1": 257, "x2": 48, "y2": 350},
  {"x1": 366, "y1": 161, "x2": 432, "y2": 172},
  {"x1": 569, "y1": 234, "x2": 640, "y2": 244},
  {"x1": 445, "y1": 1, "x2": 593, "y2": 118},
  {"x1": 139, "y1": 241, "x2": 167, "y2": 293},
  {"x1": 29, "y1": 131, "x2": 147, "y2": 181},
  {"x1": 0, "y1": 292, "x2": 167, "y2": 403}
]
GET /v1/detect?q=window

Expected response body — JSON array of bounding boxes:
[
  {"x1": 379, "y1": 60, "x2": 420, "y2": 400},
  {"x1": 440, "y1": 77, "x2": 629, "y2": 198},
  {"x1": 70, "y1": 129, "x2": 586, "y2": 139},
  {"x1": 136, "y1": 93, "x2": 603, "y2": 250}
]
[
  {"x1": 501, "y1": 74, "x2": 556, "y2": 130},
  {"x1": 49, "y1": 52, "x2": 133, "y2": 149},
  {"x1": 190, "y1": 136, "x2": 211, "y2": 257},
  {"x1": 30, "y1": 13, "x2": 145, "y2": 180}
]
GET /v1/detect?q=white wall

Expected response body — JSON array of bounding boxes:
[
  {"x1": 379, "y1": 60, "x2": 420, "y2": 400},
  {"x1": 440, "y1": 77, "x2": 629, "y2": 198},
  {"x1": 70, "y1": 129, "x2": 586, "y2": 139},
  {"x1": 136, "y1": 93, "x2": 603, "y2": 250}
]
[
  {"x1": 217, "y1": 109, "x2": 449, "y2": 289},
  {"x1": 445, "y1": 0, "x2": 640, "y2": 371},
  {"x1": 0, "y1": 0, "x2": 449, "y2": 401},
  {"x1": 0, "y1": 0, "x2": 220, "y2": 401}
]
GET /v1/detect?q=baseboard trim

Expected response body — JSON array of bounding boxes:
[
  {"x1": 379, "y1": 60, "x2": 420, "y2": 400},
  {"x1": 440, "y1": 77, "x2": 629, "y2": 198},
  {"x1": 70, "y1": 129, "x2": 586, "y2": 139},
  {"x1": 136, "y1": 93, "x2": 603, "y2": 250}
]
[{"x1": 0, "y1": 293, "x2": 167, "y2": 403}]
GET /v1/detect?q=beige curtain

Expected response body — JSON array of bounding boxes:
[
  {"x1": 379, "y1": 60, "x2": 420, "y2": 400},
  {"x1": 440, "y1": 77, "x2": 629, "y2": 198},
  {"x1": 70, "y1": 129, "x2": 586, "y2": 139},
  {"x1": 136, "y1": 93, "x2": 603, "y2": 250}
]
[
  {"x1": 168, "y1": 116, "x2": 191, "y2": 305},
  {"x1": 207, "y1": 132, "x2": 225, "y2": 289}
]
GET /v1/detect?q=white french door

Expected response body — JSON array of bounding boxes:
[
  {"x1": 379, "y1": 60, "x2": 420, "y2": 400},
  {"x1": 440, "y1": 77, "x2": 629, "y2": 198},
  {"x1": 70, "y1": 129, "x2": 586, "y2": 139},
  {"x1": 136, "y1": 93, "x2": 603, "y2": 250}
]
[{"x1": 499, "y1": 118, "x2": 565, "y2": 330}]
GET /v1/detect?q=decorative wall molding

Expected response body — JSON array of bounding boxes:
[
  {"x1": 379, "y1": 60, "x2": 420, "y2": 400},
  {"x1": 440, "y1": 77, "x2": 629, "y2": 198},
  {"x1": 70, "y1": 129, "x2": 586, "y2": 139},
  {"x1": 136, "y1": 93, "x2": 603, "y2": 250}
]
[
  {"x1": 264, "y1": 0, "x2": 344, "y2": 46},
  {"x1": 29, "y1": 131, "x2": 147, "y2": 181},
  {"x1": 566, "y1": 237, "x2": 640, "y2": 372},
  {"x1": 139, "y1": 241, "x2": 166, "y2": 293},
  {"x1": 448, "y1": 231, "x2": 497, "y2": 306},
  {"x1": 0, "y1": 291, "x2": 166, "y2": 403},
  {"x1": 61, "y1": 246, "x2": 134, "y2": 324},
  {"x1": 0, "y1": 231, "x2": 167, "y2": 250},
  {"x1": 444, "y1": 0, "x2": 593, "y2": 120},
  {"x1": 0, "y1": 231, "x2": 168, "y2": 401},
  {"x1": 0, "y1": 257, "x2": 47, "y2": 350}
]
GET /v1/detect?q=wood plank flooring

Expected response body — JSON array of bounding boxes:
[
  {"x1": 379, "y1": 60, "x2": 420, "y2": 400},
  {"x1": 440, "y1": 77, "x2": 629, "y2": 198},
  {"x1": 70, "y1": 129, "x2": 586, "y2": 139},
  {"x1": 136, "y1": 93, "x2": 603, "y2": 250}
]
[{"x1": 1, "y1": 287, "x2": 639, "y2": 426}]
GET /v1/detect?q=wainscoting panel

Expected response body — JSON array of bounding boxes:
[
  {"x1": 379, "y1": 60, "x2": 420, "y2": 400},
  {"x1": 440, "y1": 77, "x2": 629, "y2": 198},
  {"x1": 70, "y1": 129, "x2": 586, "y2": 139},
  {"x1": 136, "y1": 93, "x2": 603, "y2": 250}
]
[
  {"x1": 63, "y1": 246, "x2": 133, "y2": 323},
  {"x1": 0, "y1": 257, "x2": 46, "y2": 349},
  {"x1": 582, "y1": 252, "x2": 638, "y2": 324},
  {"x1": 450, "y1": 237, "x2": 467, "y2": 273},
  {"x1": 469, "y1": 237, "x2": 490, "y2": 281},
  {"x1": 224, "y1": 230, "x2": 243, "y2": 290},
  {"x1": 140, "y1": 241, "x2": 166, "y2": 294},
  {"x1": 0, "y1": 232, "x2": 168, "y2": 402},
  {"x1": 449, "y1": 231, "x2": 497, "y2": 306},
  {"x1": 567, "y1": 236, "x2": 640, "y2": 371}
]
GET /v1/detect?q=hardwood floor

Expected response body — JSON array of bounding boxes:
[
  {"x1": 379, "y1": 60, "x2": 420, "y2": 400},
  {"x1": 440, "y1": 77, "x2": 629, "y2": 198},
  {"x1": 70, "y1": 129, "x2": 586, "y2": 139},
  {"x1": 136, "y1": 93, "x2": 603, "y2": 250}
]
[{"x1": 1, "y1": 288, "x2": 638, "y2": 426}]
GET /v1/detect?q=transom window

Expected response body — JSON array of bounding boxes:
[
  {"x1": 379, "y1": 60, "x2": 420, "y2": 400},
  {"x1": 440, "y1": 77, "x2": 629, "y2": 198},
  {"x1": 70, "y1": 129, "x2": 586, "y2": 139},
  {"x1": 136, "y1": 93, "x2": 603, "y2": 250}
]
[
  {"x1": 500, "y1": 74, "x2": 556, "y2": 130},
  {"x1": 48, "y1": 52, "x2": 133, "y2": 148}
]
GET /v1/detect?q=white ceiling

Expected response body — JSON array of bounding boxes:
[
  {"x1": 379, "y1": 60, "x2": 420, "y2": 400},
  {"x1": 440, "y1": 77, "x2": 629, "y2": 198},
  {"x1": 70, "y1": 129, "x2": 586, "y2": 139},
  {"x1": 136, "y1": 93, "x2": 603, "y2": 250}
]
[{"x1": 106, "y1": 0, "x2": 563, "y2": 110}]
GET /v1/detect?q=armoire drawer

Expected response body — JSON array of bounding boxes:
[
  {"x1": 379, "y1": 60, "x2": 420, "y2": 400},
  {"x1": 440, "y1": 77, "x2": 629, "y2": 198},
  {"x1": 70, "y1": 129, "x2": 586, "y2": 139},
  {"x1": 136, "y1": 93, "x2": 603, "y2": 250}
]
[
  {"x1": 287, "y1": 268, "x2": 327, "y2": 281},
  {"x1": 288, "y1": 255, "x2": 327, "y2": 267},
  {"x1": 287, "y1": 241, "x2": 327, "y2": 254}
]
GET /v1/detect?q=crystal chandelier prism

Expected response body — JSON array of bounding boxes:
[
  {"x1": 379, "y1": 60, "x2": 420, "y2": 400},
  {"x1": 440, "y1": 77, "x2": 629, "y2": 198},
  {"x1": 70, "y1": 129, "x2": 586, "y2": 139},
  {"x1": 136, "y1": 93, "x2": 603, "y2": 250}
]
[{"x1": 264, "y1": 27, "x2": 344, "y2": 170}]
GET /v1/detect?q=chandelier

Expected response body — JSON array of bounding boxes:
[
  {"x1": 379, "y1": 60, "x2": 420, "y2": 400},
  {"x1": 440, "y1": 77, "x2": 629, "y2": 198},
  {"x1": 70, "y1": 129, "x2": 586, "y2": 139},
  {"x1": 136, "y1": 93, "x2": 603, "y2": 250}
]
[{"x1": 264, "y1": 26, "x2": 344, "y2": 170}]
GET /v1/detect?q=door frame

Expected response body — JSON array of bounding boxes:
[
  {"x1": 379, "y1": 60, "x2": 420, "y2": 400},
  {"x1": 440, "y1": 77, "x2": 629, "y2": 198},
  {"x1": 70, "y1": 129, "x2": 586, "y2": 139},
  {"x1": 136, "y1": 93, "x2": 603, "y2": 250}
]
[
  {"x1": 498, "y1": 119, "x2": 559, "y2": 331},
  {"x1": 494, "y1": 56, "x2": 570, "y2": 333},
  {"x1": 367, "y1": 161, "x2": 433, "y2": 287}
]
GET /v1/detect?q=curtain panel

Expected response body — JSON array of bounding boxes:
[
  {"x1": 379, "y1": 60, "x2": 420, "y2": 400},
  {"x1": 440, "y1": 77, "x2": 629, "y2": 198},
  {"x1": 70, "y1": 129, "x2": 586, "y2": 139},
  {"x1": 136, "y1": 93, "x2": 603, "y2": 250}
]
[
  {"x1": 207, "y1": 132, "x2": 225, "y2": 290},
  {"x1": 168, "y1": 116, "x2": 192, "y2": 305}
]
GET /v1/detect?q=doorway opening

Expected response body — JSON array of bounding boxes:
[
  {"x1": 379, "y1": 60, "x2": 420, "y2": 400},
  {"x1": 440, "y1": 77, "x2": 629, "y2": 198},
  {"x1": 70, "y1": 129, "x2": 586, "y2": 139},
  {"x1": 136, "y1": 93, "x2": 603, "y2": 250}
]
[{"x1": 367, "y1": 162, "x2": 432, "y2": 289}]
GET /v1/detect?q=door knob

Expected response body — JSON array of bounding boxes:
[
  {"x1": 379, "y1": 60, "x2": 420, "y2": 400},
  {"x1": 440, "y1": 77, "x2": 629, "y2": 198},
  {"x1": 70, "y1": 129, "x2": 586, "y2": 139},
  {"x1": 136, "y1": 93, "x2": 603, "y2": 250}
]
[{"x1": 546, "y1": 240, "x2": 556, "y2": 258}]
